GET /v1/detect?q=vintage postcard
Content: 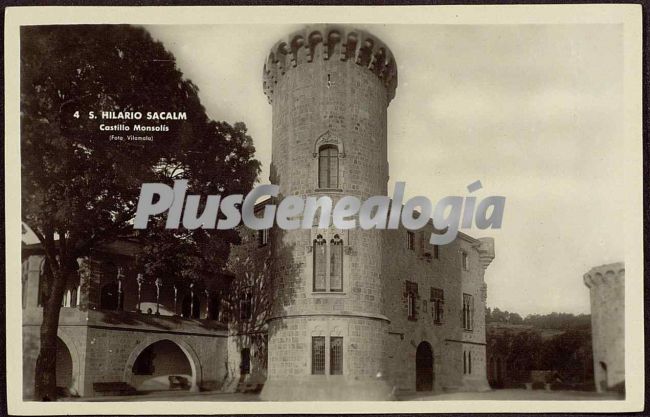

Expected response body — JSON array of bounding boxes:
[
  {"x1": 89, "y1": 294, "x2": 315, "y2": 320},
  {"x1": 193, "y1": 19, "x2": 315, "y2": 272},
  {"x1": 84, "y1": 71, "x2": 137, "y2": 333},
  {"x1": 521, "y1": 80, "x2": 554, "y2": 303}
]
[{"x1": 4, "y1": 4, "x2": 643, "y2": 415}]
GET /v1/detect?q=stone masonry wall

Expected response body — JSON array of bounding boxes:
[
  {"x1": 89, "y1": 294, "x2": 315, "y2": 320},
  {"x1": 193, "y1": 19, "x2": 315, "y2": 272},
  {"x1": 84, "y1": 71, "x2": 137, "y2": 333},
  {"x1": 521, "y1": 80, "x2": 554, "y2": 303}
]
[{"x1": 584, "y1": 263, "x2": 625, "y2": 392}]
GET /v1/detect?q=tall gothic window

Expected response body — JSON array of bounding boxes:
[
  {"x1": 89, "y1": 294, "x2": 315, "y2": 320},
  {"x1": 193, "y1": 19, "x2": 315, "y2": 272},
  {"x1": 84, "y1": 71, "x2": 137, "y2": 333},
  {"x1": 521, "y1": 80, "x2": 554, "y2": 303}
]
[
  {"x1": 329, "y1": 235, "x2": 343, "y2": 292},
  {"x1": 462, "y1": 293, "x2": 474, "y2": 331},
  {"x1": 431, "y1": 287, "x2": 444, "y2": 324},
  {"x1": 406, "y1": 281, "x2": 418, "y2": 320},
  {"x1": 406, "y1": 231, "x2": 415, "y2": 251},
  {"x1": 318, "y1": 145, "x2": 339, "y2": 189},
  {"x1": 313, "y1": 235, "x2": 327, "y2": 291},
  {"x1": 461, "y1": 251, "x2": 469, "y2": 271}
]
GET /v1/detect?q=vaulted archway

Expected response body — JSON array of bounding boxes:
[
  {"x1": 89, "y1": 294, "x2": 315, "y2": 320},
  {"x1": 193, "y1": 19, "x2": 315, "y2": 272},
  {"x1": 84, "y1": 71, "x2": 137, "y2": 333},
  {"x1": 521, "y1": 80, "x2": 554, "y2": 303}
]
[
  {"x1": 415, "y1": 341, "x2": 434, "y2": 391},
  {"x1": 124, "y1": 337, "x2": 201, "y2": 392}
]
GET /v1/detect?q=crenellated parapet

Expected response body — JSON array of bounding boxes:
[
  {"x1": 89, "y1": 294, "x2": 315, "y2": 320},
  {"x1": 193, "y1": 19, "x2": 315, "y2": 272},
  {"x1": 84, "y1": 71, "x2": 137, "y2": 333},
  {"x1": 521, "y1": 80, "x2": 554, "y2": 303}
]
[
  {"x1": 263, "y1": 25, "x2": 398, "y2": 103},
  {"x1": 583, "y1": 262, "x2": 625, "y2": 288}
]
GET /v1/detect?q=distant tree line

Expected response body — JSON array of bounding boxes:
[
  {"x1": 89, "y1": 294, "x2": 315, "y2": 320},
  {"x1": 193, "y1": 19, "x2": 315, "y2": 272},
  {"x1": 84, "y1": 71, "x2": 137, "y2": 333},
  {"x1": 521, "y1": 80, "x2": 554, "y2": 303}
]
[
  {"x1": 486, "y1": 307, "x2": 593, "y2": 390},
  {"x1": 486, "y1": 307, "x2": 591, "y2": 330}
]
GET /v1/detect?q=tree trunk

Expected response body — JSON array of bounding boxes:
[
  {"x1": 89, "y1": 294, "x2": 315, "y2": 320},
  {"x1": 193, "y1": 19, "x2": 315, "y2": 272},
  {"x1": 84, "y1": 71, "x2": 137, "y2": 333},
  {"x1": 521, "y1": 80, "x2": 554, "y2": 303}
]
[{"x1": 34, "y1": 269, "x2": 66, "y2": 401}]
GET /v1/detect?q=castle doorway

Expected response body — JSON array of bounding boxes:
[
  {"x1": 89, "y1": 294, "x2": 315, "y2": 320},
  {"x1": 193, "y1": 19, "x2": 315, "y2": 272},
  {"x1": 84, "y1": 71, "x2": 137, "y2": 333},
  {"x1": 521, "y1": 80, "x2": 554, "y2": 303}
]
[{"x1": 415, "y1": 341, "x2": 434, "y2": 391}]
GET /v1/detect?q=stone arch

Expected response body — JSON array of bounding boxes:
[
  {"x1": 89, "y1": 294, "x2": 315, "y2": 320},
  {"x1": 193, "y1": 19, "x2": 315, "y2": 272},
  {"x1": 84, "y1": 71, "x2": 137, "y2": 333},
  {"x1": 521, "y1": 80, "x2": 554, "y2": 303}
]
[
  {"x1": 56, "y1": 331, "x2": 82, "y2": 396},
  {"x1": 415, "y1": 341, "x2": 434, "y2": 391},
  {"x1": 124, "y1": 336, "x2": 202, "y2": 392},
  {"x1": 312, "y1": 130, "x2": 345, "y2": 158}
]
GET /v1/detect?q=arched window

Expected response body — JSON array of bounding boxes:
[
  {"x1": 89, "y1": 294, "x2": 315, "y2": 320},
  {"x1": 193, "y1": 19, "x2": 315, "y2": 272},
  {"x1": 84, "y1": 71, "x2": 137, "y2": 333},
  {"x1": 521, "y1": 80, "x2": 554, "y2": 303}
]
[
  {"x1": 313, "y1": 234, "x2": 327, "y2": 291},
  {"x1": 330, "y1": 235, "x2": 343, "y2": 292},
  {"x1": 318, "y1": 145, "x2": 339, "y2": 189},
  {"x1": 468, "y1": 351, "x2": 472, "y2": 374}
]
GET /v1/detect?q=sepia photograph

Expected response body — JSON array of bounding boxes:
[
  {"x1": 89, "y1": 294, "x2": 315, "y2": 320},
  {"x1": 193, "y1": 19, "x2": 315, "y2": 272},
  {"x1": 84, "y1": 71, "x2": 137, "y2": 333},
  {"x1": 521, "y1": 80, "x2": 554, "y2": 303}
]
[{"x1": 5, "y1": 4, "x2": 643, "y2": 415}]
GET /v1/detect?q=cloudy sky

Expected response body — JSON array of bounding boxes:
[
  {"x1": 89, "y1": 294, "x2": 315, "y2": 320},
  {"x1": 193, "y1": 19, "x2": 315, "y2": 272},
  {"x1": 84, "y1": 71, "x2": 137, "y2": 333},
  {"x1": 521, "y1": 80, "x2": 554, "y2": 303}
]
[{"x1": 145, "y1": 24, "x2": 624, "y2": 316}]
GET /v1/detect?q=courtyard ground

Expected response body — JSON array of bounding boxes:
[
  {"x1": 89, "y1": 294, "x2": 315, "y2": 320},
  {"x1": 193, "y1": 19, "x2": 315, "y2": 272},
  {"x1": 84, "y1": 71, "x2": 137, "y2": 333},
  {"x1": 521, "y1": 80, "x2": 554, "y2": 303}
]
[{"x1": 63, "y1": 388, "x2": 623, "y2": 402}]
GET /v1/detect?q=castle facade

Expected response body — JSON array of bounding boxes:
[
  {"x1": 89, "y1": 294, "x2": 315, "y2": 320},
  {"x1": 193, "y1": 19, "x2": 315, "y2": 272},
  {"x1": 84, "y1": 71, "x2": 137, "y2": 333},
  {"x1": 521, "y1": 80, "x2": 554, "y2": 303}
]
[{"x1": 21, "y1": 24, "x2": 495, "y2": 400}]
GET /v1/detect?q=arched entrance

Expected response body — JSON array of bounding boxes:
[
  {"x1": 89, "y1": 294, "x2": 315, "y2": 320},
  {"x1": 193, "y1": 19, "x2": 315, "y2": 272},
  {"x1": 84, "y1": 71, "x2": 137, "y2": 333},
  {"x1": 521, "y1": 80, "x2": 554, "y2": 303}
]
[
  {"x1": 126, "y1": 339, "x2": 198, "y2": 392},
  {"x1": 56, "y1": 337, "x2": 73, "y2": 394},
  {"x1": 416, "y1": 341, "x2": 434, "y2": 391}
]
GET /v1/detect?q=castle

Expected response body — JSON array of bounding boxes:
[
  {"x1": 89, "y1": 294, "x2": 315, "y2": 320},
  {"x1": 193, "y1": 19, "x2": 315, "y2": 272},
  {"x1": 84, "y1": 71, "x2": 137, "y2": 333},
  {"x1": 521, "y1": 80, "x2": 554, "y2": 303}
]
[
  {"x1": 22, "y1": 25, "x2": 495, "y2": 400},
  {"x1": 584, "y1": 262, "x2": 625, "y2": 393}
]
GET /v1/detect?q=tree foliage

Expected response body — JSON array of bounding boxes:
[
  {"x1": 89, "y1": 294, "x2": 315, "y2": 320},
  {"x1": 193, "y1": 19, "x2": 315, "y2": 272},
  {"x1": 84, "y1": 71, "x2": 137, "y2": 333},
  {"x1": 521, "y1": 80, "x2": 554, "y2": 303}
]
[
  {"x1": 21, "y1": 24, "x2": 260, "y2": 400},
  {"x1": 486, "y1": 306, "x2": 594, "y2": 387}
]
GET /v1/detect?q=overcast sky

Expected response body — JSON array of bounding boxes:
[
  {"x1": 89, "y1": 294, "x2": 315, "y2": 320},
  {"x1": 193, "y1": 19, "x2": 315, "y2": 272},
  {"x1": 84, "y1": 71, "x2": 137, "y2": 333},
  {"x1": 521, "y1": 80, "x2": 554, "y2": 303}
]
[{"x1": 145, "y1": 24, "x2": 624, "y2": 316}]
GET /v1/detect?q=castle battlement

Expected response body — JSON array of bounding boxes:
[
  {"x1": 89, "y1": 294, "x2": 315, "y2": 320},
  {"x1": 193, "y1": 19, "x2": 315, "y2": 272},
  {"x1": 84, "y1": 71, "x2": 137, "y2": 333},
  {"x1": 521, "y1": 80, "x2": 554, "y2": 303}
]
[
  {"x1": 263, "y1": 25, "x2": 398, "y2": 103},
  {"x1": 583, "y1": 262, "x2": 625, "y2": 288}
]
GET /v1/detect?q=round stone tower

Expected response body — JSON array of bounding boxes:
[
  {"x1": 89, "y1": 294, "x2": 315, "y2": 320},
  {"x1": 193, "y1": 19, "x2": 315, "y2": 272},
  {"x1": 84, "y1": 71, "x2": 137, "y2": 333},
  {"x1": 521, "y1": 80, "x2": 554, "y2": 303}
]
[
  {"x1": 260, "y1": 25, "x2": 398, "y2": 400},
  {"x1": 583, "y1": 262, "x2": 625, "y2": 393}
]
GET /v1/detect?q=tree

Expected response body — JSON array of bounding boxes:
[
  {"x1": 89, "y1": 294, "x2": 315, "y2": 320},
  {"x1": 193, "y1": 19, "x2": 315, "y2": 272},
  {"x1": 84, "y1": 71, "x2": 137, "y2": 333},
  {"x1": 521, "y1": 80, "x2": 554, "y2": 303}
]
[{"x1": 21, "y1": 25, "x2": 260, "y2": 400}]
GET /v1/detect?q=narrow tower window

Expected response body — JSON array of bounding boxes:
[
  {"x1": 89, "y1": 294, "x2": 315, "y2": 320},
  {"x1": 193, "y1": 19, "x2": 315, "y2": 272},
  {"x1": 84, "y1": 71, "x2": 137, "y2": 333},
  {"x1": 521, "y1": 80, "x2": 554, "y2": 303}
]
[
  {"x1": 431, "y1": 287, "x2": 444, "y2": 324},
  {"x1": 330, "y1": 336, "x2": 343, "y2": 374},
  {"x1": 312, "y1": 336, "x2": 326, "y2": 374},
  {"x1": 462, "y1": 293, "x2": 474, "y2": 331},
  {"x1": 313, "y1": 235, "x2": 327, "y2": 291},
  {"x1": 318, "y1": 145, "x2": 339, "y2": 188},
  {"x1": 330, "y1": 235, "x2": 344, "y2": 292}
]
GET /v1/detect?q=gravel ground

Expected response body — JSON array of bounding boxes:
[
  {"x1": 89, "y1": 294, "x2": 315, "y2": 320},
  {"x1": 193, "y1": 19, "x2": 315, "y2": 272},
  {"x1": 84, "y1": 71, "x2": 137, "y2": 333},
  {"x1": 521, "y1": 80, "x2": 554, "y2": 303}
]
[{"x1": 61, "y1": 388, "x2": 622, "y2": 402}]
